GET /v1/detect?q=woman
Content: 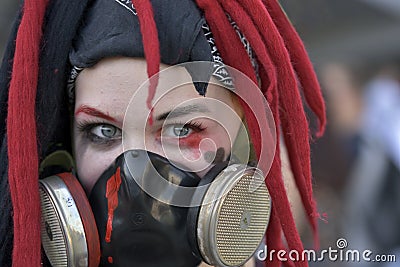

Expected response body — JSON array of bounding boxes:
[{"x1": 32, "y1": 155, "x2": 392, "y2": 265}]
[{"x1": 0, "y1": 0, "x2": 326, "y2": 266}]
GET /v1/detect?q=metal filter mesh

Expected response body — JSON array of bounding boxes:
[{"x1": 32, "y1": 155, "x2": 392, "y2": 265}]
[
  {"x1": 215, "y1": 175, "x2": 271, "y2": 266},
  {"x1": 39, "y1": 186, "x2": 69, "y2": 267}
]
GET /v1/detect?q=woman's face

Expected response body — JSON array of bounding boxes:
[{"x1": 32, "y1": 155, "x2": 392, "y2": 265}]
[{"x1": 73, "y1": 57, "x2": 244, "y2": 193}]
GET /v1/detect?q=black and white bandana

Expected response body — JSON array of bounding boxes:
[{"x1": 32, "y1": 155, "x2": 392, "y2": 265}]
[
  {"x1": 67, "y1": 0, "x2": 258, "y2": 101},
  {"x1": 201, "y1": 17, "x2": 259, "y2": 90},
  {"x1": 114, "y1": 0, "x2": 137, "y2": 15},
  {"x1": 201, "y1": 23, "x2": 234, "y2": 89}
]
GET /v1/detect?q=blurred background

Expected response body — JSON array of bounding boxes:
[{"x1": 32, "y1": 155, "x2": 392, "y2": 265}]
[{"x1": 1, "y1": 0, "x2": 399, "y2": 266}]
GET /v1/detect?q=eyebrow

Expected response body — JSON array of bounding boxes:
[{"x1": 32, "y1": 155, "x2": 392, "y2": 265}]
[
  {"x1": 156, "y1": 104, "x2": 210, "y2": 121},
  {"x1": 75, "y1": 105, "x2": 117, "y2": 122}
]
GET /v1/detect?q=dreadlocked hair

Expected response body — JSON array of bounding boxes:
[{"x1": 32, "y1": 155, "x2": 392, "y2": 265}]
[
  {"x1": 130, "y1": 0, "x2": 160, "y2": 111},
  {"x1": 6, "y1": 0, "x2": 47, "y2": 266},
  {"x1": 4, "y1": 0, "x2": 90, "y2": 265},
  {"x1": 5, "y1": 0, "x2": 325, "y2": 266}
]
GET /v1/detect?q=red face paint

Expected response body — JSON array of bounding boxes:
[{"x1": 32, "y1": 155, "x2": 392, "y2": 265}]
[
  {"x1": 105, "y1": 167, "x2": 122, "y2": 243},
  {"x1": 178, "y1": 133, "x2": 204, "y2": 159},
  {"x1": 178, "y1": 132, "x2": 202, "y2": 148},
  {"x1": 147, "y1": 106, "x2": 154, "y2": 126},
  {"x1": 75, "y1": 105, "x2": 117, "y2": 122},
  {"x1": 155, "y1": 129, "x2": 207, "y2": 160}
]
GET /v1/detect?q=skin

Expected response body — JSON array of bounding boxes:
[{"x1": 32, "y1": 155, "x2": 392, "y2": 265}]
[{"x1": 73, "y1": 57, "x2": 244, "y2": 194}]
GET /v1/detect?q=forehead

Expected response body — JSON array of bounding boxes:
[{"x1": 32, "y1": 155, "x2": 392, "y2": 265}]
[{"x1": 74, "y1": 57, "x2": 237, "y2": 119}]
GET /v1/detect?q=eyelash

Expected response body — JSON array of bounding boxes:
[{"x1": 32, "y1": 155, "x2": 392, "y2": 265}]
[
  {"x1": 181, "y1": 121, "x2": 205, "y2": 132},
  {"x1": 76, "y1": 120, "x2": 122, "y2": 147},
  {"x1": 161, "y1": 120, "x2": 206, "y2": 137}
]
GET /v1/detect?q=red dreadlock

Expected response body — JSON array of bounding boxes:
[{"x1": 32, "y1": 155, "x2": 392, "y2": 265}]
[
  {"x1": 131, "y1": 0, "x2": 160, "y2": 111},
  {"x1": 263, "y1": 0, "x2": 326, "y2": 136},
  {"x1": 7, "y1": 0, "x2": 48, "y2": 266}
]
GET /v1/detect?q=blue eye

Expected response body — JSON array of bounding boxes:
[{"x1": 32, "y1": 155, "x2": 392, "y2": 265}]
[
  {"x1": 77, "y1": 122, "x2": 122, "y2": 145},
  {"x1": 161, "y1": 121, "x2": 205, "y2": 139},
  {"x1": 163, "y1": 125, "x2": 193, "y2": 138},
  {"x1": 91, "y1": 124, "x2": 119, "y2": 138},
  {"x1": 174, "y1": 126, "x2": 190, "y2": 137}
]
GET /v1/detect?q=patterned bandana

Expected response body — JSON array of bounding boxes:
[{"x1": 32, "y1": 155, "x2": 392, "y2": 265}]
[{"x1": 67, "y1": 0, "x2": 258, "y2": 102}]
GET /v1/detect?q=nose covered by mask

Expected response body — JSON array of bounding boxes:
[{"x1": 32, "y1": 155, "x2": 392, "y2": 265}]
[
  {"x1": 39, "y1": 150, "x2": 271, "y2": 267},
  {"x1": 90, "y1": 150, "x2": 204, "y2": 267}
]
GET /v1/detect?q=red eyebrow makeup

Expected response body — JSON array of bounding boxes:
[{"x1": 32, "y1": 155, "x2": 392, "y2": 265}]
[{"x1": 75, "y1": 105, "x2": 117, "y2": 122}]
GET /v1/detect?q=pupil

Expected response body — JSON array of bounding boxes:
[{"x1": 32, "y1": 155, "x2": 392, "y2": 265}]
[
  {"x1": 101, "y1": 125, "x2": 115, "y2": 137},
  {"x1": 174, "y1": 126, "x2": 189, "y2": 137}
]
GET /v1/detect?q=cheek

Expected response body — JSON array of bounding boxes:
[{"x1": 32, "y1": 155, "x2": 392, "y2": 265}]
[
  {"x1": 178, "y1": 133, "x2": 203, "y2": 159},
  {"x1": 75, "y1": 146, "x2": 122, "y2": 194},
  {"x1": 177, "y1": 129, "x2": 233, "y2": 160},
  {"x1": 156, "y1": 131, "x2": 233, "y2": 176}
]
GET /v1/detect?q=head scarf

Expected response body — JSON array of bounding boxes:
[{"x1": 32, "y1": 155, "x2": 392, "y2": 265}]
[
  {"x1": 67, "y1": 0, "x2": 259, "y2": 98},
  {"x1": 0, "y1": 0, "x2": 326, "y2": 266}
]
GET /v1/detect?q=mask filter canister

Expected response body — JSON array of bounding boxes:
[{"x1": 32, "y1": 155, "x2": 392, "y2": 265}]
[
  {"x1": 39, "y1": 173, "x2": 100, "y2": 267},
  {"x1": 188, "y1": 164, "x2": 271, "y2": 267}
]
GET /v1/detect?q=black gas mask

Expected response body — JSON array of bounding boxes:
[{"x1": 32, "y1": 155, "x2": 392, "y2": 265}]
[{"x1": 39, "y1": 150, "x2": 271, "y2": 267}]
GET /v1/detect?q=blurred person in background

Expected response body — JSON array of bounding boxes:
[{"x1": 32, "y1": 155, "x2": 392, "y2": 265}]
[
  {"x1": 304, "y1": 62, "x2": 365, "y2": 267},
  {"x1": 343, "y1": 64, "x2": 400, "y2": 266}
]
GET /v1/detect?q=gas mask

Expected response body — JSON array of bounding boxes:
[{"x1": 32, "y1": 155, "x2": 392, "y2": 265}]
[{"x1": 39, "y1": 149, "x2": 271, "y2": 267}]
